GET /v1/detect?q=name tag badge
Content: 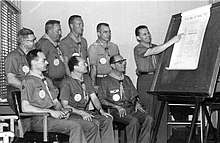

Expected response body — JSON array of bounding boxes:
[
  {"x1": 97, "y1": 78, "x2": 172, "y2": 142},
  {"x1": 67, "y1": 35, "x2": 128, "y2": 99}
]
[
  {"x1": 22, "y1": 65, "x2": 30, "y2": 74},
  {"x1": 112, "y1": 94, "x2": 120, "y2": 101},
  {"x1": 110, "y1": 89, "x2": 119, "y2": 94},
  {"x1": 39, "y1": 90, "x2": 46, "y2": 99},
  {"x1": 74, "y1": 94, "x2": 82, "y2": 102},
  {"x1": 53, "y1": 59, "x2": 60, "y2": 66},
  {"x1": 99, "y1": 58, "x2": 107, "y2": 64}
]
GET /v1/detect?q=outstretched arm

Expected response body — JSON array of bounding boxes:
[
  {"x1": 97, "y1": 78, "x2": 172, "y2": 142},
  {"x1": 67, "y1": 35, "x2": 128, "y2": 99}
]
[{"x1": 144, "y1": 33, "x2": 183, "y2": 57}]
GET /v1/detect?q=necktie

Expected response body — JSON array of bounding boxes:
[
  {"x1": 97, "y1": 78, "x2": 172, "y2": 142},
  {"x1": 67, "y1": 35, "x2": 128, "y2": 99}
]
[
  {"x1": 42, "y1": 78, "x2": 53, "y2": 101},
  {"x1": 119, "y1": 80, "x2": 124, "y2": 100},
  {"x1": 56, "y1": 45, "x2": 64, "y2": 62},
  {"x1": 152, "y1": 55, "x2": 157, "y2": 69},
  {"x1": 77, "y1": 42, "x2": 82, "y2": 57},
  {"x1": 81, "y1": 81, "x2": 94, "y2": 110}
]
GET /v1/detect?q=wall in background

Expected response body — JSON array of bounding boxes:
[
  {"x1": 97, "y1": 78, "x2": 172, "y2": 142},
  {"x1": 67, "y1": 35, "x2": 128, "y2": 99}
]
[{"x1": 21, "y1": 1, "x2": 209, "y2": 85}]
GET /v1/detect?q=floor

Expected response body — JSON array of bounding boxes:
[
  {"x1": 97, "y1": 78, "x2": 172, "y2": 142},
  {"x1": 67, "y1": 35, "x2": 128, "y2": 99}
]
[{"x1": 167, "y1": 126, "x2": 217, "y2": 143}]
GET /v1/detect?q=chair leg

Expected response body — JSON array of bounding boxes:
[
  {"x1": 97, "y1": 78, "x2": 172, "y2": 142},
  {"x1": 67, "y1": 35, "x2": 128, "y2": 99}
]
[
  {"x1": 17, "y1": 119, "x2": 24, "y2": 138},
  {"x1": 43, "y1": 115, "x2": 48, "y2": 142},
  {"x1": 114, "y1": 129, "x2": 119, "y2": 143},
  {"x1": 0, "y1": 132, "x2": 14, "y2": 143}
]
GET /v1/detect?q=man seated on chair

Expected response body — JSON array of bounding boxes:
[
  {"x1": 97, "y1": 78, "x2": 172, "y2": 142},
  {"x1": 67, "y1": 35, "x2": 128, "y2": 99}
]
[
  {"x1": 59, "y1": 55, "x2": 115, "y2": 143},
  {"x1": 98, "y1": 55, "x2": 153, "y2": 143},
  {"x1": 20, "y1": 49, "x2": 87, "y2": 143}
]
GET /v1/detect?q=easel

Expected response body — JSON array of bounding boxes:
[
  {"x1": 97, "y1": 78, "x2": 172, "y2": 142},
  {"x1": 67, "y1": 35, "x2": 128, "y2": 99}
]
[
  {"x1": 151, "y1": 95, "x2": 218, "y2": 143},
  {"x1": 149, "y1": 2, "x2": 220, "y2": 143}
]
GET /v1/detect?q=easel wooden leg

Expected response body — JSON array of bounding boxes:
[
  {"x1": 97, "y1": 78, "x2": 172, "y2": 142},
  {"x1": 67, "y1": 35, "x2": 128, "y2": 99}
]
[
  {"x1": 187, "y1": 100, "x2": 200, "y2": 143},
  {"x1": 203, "y1": 104, "x2": 218, "y2": 143},
  {"x1": 152, "y1": 99, "x2": 166, "y2": 143}
]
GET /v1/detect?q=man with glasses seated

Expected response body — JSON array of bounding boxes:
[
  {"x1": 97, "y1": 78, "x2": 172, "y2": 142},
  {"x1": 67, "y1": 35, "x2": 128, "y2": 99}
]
[{"x1": 98, "y1": 55, "x2": 153, "y2": 143}]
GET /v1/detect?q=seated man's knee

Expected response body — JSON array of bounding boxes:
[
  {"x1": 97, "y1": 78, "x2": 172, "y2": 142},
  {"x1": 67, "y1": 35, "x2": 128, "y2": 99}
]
[
  {"x1": 145, "y1": 114, "x2": 153, "y2": 124},
  {"x1": 130, "y1": 117, "x2": 139, "y2": 126}
]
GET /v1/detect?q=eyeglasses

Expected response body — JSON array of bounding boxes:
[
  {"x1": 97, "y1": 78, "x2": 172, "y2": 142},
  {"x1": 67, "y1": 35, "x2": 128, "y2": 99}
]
[
  {"x1": 24, "y1": 38, "x2": 37, "y2": 43},
  {"x1": 113, "y1": 59, "x2": 127, "y2": 64}
]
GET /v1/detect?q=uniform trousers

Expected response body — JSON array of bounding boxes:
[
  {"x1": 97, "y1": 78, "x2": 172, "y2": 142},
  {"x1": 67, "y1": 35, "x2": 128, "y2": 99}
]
[
  {"x1": 137, "y1": 74, "x2": 168, "y2": 143},
  {"x1": 69, "y1": 111, "x2": 114, "y2": 143},
  {"x1": 110, "y1": 107, "x2": 153, "y2": 143},
  {"x1": 30, "y1": 116, "x2": 87, "y2": 143}
]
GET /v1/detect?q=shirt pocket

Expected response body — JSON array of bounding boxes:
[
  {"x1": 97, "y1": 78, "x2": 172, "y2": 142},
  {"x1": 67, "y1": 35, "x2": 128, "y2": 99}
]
[
  {"x1": 31, "y1": 86, "x2": 51, "y2": 108},
  {"x1": 109, "y1": 88, "x2": 120, "y2": 102}
]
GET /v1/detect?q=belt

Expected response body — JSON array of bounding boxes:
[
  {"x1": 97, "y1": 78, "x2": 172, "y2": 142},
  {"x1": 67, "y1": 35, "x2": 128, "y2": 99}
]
[
  {"x1": 97, "y1": 74, "x2": 107, "y2": 78},
  {"x1": 139, "y1": 71, "x2": 155, "y2": 75}
]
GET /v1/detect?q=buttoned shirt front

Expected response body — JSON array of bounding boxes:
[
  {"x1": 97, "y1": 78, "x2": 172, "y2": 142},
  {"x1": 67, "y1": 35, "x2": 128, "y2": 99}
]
[
  {"x1": 98, "y1": 75, "x2": 138, "y2": 109},
  {"x1": 36, "y1": 35, "x2": 66, "y2": 79},
  {"x1": 5, "y1": 47, "x2": 29, "y2": 82},
  {"x1": 60, "y1": 74, "x2": 95, "y2": 110},
  {"x1": 59, "y1": 33, "x2": 88, "y2": 61},
  {"x1": 88, "y1": 40, "x2": 119, "y2": 75},
  {"x1": 21, "y1": 75, "x2": 58, "y2": 109},
  {"x1": 134, "y1": 43, "x2": 161, "y2": 73}
]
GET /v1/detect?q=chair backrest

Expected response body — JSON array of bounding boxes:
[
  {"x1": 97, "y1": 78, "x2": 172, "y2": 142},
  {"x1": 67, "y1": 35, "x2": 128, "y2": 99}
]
[{"x1": 11, "y1": 91, "x2": 22, "y2": 118}]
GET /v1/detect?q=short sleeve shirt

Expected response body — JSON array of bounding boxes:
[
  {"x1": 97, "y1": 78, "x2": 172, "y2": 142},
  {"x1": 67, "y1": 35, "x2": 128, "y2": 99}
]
[
  {"x1": 88, "y1": 40, "x2": 119, "y2": 75},
  {"x1": 60, "y1": 74, "x2": 95, "y2": 110},
  {"x1": 134, "y1": 43, "x2": 159, "y2": 73},
  {"x1": 4, "y1": 47, "x2": 29, "y2": 82},
  {"x1": 59, "y1": 33, "x2": 88, "y2": 61},
  {"x1": 98, "y1": 75, "x2": 138, "y2": 107},
  {"x1": 21, "y1": 75, "x2": 58, "y2": 109},
  {"x1": 36, "y1": 37, "x2": 66, "y2": 79}
]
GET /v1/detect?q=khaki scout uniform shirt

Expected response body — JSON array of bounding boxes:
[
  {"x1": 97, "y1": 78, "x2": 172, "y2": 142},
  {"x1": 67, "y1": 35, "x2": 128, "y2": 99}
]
[{"x1": 88, "y1": 40, "x2": 119, "y2": 75}]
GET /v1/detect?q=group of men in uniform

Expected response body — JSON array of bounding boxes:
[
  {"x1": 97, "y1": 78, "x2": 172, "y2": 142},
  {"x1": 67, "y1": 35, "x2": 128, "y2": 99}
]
[{"x1": 5, "y1": 14, "x2": 182, "y2": 143}]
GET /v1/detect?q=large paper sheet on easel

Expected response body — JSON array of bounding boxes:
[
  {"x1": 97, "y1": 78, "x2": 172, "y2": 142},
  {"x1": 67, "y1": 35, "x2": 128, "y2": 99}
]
[{"x1": 166, "y1": 4, "x2": 211, "y2": 70}]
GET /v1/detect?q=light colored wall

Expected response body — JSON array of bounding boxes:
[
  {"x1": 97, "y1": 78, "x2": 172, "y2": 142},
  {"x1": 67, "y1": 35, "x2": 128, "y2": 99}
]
[{"x1": 21, "y1": 0, "x2": 209, "y2": 85}]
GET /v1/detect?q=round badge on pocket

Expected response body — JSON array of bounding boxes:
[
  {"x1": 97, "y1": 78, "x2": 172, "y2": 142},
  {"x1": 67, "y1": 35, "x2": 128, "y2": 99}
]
[
  {"x1": 74, "y1": 94, "x2": 82, "y2": 102},
  {"x1": 39, "y1": 90, "x2": 46, "y2": 99},
  {"x1": 22, "y1": 65, "x2": 30, "y2": 74},
  {"x1": 112, "y1": 94, "x2": 120, "y2": 101},
  {"x1": 53, "y1": 59, "x2": 60, "y2": 66},
  {"x1": 99, "y1": 58, "x2": 107, "y2": 64}
]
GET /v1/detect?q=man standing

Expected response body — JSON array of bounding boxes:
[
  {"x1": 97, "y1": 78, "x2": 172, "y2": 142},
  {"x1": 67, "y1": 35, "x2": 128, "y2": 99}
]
[
  {"x1": 60, "y1": 56, "x2": 115, "y2": 143},
  {"x1": 98, "y1": 55, "x2": 153, "y2": 143},
  {"x1": 88, "y1": 23, "x2": 119, "y2": 87},
  {"x1": 21, "y1": 49, "x2": 87, "y2": 143},
  {"x1": 5, "y1": 28, "x2": 36, "y2": 111},
  {"x1": 59, "y1": 15, "x2": 88, "y2": 61},
  {"x1": 134, "y1": 25, "x2": 182, "y2": 119},
  {"x1": 36, "y1": 20, "x2": 68, "y2": 89}
]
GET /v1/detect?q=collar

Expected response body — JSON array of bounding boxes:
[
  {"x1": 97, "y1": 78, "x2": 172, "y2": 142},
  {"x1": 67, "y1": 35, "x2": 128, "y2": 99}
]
[
  {"x1": 138, "y1": 43, "x2": 154, "y2": 48},
  {"x1": 69, "y1": 72, "x2": 84, "y2": 83},
  {"x1": 42, "y1": 34, "x2": 58, "y2": 47},
  {"x1": 68, "y1": 32, "x2": 81, "y2": 44},
  {"x1": 28, "y1": 72, "x2": 45, "y2": 80},
  {"x1": 109, "y1": 70, "x2": 124, "y2": 81},
  {"x1": 95, "y1": 39, "x2": 108, "y2": 48},
  {"x1": 17, "y1": 47, "x2": 26, "y2": 56}
]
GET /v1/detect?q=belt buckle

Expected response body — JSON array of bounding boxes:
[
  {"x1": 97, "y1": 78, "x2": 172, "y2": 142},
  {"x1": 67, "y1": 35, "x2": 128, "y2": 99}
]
[
  {"x1": 97, "y1": 74, "x2": 107, "y2": 78},
  {"x1": 148, "y1": 72, "x2": 154, "y2": 75}
]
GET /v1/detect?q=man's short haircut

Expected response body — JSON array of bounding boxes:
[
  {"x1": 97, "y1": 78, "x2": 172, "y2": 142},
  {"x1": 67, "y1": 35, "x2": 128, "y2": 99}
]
[
  {"x1": 96, "y1": 23, "x2": 109, "y2": 32},
  {"x1": 45, "y1": 20, "x2": 60, "y2": 33},
  {"x1": 135, "y1": 25, "x2": 148, "y2": 37},
  {"x1": 17, "y1": 28, "x2": 34, "y2": 46},
  {"x1": 68, "y1": 56, "x2": 80, "y2": 72},
  {"x1": 68, "y1": 15, "x2": 81, "y2": 29},
  {"x1": 26, "y1": 49, "x2": 42, "y2": 68}
]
